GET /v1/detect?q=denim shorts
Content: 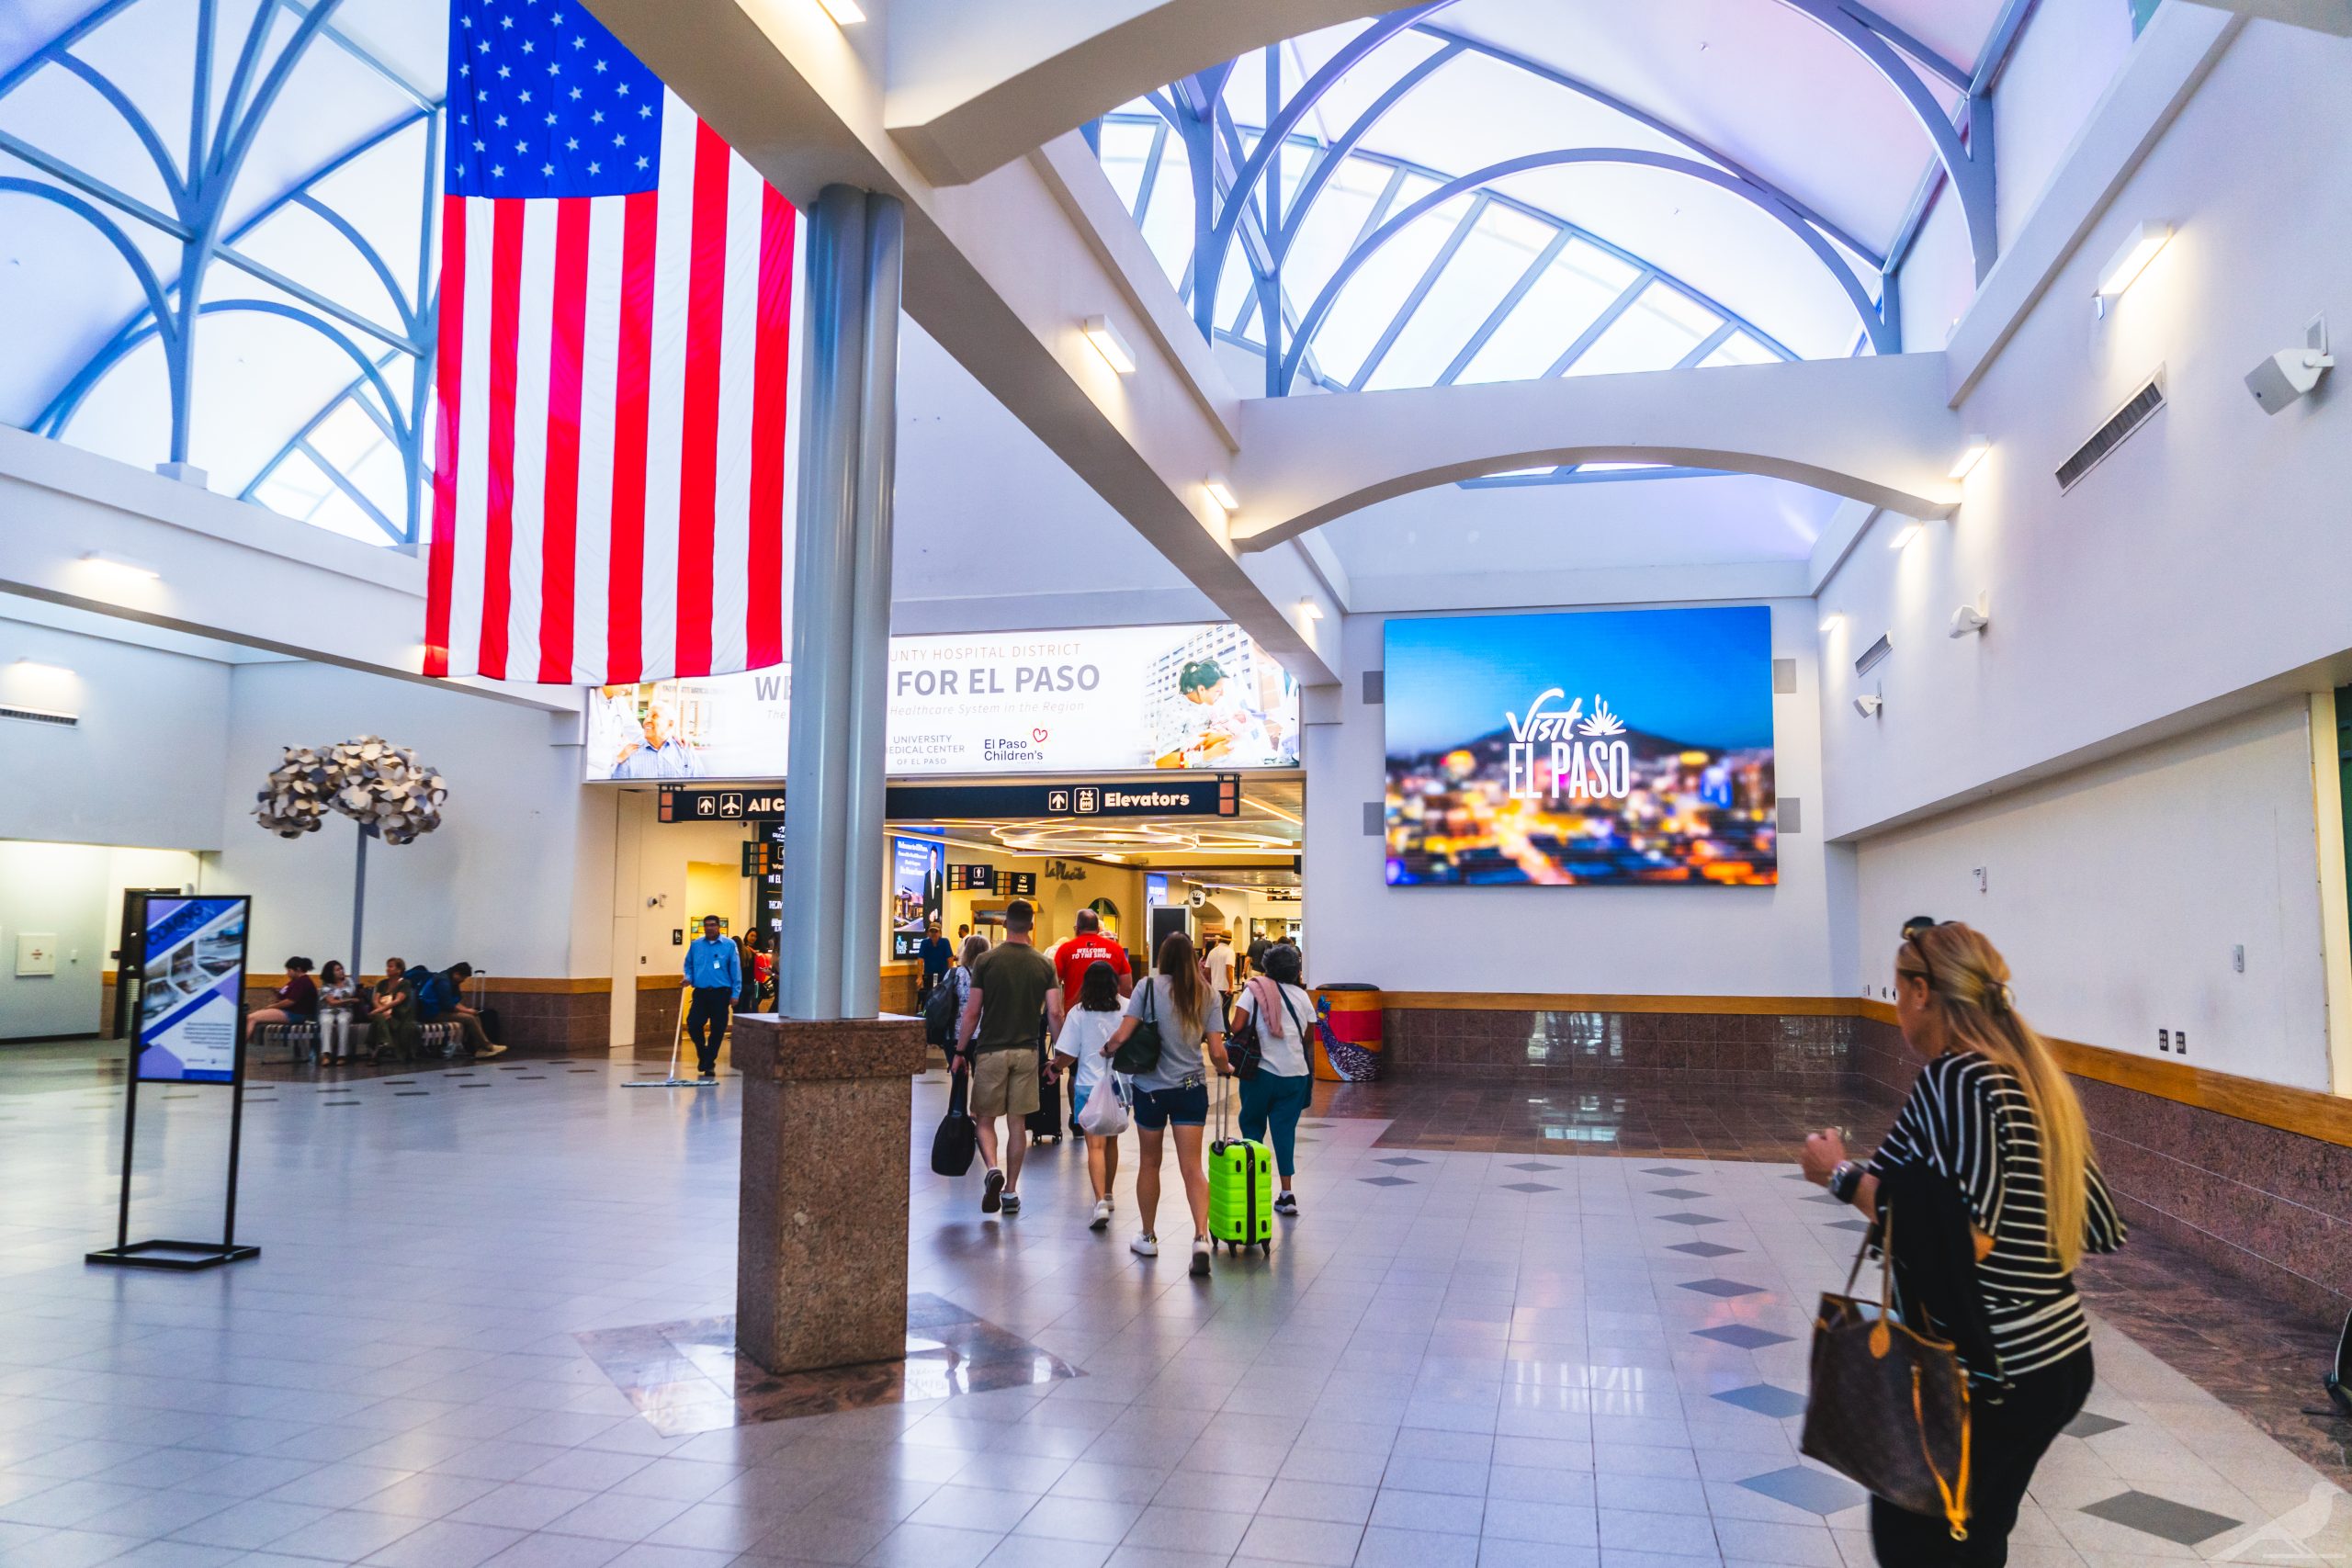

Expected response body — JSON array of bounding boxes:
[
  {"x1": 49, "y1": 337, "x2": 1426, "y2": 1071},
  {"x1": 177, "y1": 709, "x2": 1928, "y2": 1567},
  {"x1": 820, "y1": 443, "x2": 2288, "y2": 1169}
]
[{"x1": 1131, "y1": 1079, "x2": 1209, "y2": 1130}]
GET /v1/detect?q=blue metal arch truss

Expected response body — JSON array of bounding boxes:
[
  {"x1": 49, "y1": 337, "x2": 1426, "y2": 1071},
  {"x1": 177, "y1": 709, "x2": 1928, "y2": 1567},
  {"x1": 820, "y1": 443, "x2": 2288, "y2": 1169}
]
[
  {"x1": 1119, "y1": 0, "x2": 2033, "y2": 406},
  {"x1": 0, "y1": 0, "x2": 442, "y2": 544}
]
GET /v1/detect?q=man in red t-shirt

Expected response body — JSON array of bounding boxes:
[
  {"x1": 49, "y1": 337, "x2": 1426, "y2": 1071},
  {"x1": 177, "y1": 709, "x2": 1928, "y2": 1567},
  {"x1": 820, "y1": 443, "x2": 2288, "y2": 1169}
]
[{"x1": 1051, "y1": 909, "x2": 1131, "y2": 1125}]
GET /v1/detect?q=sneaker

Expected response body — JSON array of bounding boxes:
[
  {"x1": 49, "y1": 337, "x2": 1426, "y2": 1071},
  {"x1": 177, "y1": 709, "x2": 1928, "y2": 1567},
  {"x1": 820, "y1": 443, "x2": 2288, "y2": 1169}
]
[
  {"x1": 1130, "y1": 1233, "x2": 1158, "y2": 1258},
  {"x1": 1090, "y1": 1199, "x2": 1113, "y2": 1230},
  {"x1": 1190, "y1": 1238, "x2": 1212, "y2": 1278},
  {"x1": 982, "y1": 1168, "x2": 1004, "y2": 1213},
  {"x1": 1274, "y1": 1191, "x2": 1298, "y2": 1217},
  {"x1": 1001, "y1": 1193, "x2": 1022, "y2": 1216}
]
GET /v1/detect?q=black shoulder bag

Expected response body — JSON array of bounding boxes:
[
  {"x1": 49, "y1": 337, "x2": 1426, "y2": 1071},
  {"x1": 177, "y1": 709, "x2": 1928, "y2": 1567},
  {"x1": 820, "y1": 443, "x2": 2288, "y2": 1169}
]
[{"x1": 1112, "y1": 980, "x2": 1163, "y2": 1075}]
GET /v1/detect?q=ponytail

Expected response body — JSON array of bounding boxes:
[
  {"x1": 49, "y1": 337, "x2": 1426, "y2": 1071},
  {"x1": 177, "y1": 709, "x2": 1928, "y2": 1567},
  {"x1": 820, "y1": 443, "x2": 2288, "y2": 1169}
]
[{"x1": 1159, "y1": 931, "x2": 1208, "y2": 1032}]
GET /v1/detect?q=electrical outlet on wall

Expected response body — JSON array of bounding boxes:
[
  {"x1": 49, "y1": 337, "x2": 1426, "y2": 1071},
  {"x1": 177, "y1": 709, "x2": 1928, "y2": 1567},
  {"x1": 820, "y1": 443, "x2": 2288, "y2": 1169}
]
[
  {"x1": 2233, "y1": 945, "x2": 2245, "y2": 974},
  {"x1": 2158, "y1": 1029, "x2": 2170, "y2": 1053},
  {"x1": 1973, "y1": 866, "x2": 1987, "y2": 894},
  {"x1": 2176, "y1": 1030, "x2": 2188, "y2": 1057}
]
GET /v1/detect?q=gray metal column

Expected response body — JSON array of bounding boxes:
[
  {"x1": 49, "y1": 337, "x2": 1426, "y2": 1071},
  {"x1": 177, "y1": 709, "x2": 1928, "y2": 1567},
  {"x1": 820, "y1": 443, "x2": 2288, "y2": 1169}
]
[
  {"x1": 779, "y1": 185, "x2": 902, "y2": 1021},
  {"x1": 836, "y1": 197, "x2": 902, "y2": 1018}
]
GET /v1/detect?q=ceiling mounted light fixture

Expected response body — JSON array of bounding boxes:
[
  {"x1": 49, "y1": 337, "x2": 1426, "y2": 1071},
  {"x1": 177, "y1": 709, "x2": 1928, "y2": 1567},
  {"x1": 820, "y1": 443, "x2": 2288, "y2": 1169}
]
[
  {"x1": 79, "y1": 550, "x2": 160, "y2": 582},
  {"x1": 1296, "y1": 599, "x2": 1323, "y2": 622},
  {"x1": 816, "y1": 0, "x2": 866, "y2": 24},
  {"x1": 2095, "y1": 221, "x2": 2171, "y2": 305},
  {"x1": 10, "y1": 659, "x2": 75, "y2": 678},
  {"x1": 1888, "y1": 523, "x2": 1921, "y2": 551},
  {"x1": 1081, "y1": 315, "x2": 1136, "y2": 375},
  {"x1": 1204, "y1": 479, "x2": 1238, "y2": 516},
  {"x1": 1948, "y1": 436, "x2": 1991, "y2": 481},
  {"x1": 1818, "y1": 614, "x2": 1844, "y2": 635}
]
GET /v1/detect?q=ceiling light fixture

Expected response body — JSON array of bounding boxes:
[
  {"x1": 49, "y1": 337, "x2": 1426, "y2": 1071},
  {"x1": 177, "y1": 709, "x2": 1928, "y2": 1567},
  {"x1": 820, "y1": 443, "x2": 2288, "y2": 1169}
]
[
  {"x1": 1888, "y1": 523, "x2": 1921, "y2": 551},
  {"x1": 1819, "y1": 614, "x2": 1844, "y2": 635},
  {"x1": 816, "y1": 0, "x2": 865, "y2": 24},
  {"x1": 1948, "y1": 436, "x2": 1991, "y2": 481},
  {"x1": 1296, "y1": 599, "x2": 1323, "y2": 622},
  {"x1": 79, "y1": 550, "x2": 160, "y2": 582},
  {"x1": 1080, "y1": 315, "x2": 1136, "y2": 375},
  {"x1": 2095, "y1": 220, "x2": 2171, "y2": 303},
  {"x1": 10, "y1": 659, "x2": 74, "y2": 678},
  {"x1": 1204, "y1": 479, "x2": 1238, "y2": 515}
]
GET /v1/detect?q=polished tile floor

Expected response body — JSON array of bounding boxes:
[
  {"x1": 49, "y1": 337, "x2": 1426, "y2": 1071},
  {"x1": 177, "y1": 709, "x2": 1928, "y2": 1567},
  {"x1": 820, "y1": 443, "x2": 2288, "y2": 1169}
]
[{"x1": 3, "y1": 1047, "x2": 2348, "y2": 1566}]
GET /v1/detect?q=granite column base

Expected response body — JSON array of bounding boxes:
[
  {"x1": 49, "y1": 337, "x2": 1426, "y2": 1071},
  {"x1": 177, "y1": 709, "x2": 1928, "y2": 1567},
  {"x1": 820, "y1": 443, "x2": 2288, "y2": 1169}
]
[{"x1": 734, "y1": 1013, "x2": 926, "y2": 1375}]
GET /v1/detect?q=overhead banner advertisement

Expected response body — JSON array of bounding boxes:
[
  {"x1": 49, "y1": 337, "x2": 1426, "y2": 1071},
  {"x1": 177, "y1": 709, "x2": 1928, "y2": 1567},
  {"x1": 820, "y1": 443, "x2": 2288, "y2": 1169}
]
[
  {"x1": 890, "y1": 838, "x2": 944, "y2": 960},
  {"x1": 584, "y1": 624, "x2": 1298, "y2": 782},
  {"x1": 1384, "y1": 607, "x2": 1777, "y2": 886},
  {"x1": 134, "y1": 896, "x2": 253, "y2": 1082}
]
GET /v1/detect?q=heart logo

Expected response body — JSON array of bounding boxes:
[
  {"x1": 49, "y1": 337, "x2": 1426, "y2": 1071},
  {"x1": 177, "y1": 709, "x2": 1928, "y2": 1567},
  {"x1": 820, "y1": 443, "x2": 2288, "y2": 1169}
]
[{"x1": 1032, "y1": 728, "x2": 1048, "y2": 741}]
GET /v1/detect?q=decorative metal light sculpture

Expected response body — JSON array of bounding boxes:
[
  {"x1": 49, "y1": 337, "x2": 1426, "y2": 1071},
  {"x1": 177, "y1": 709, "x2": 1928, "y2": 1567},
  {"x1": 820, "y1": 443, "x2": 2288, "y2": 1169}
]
[{"x1": 254, "y1": 737, "x2": 447, "y2": 844}]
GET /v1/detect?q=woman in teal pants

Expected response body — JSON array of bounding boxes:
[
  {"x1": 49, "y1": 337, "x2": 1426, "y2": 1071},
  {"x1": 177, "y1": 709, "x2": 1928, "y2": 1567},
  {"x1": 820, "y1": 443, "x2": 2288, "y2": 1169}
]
[{"x1": 1231, "y1": 943, "x2": 1316, "y2": 1217}]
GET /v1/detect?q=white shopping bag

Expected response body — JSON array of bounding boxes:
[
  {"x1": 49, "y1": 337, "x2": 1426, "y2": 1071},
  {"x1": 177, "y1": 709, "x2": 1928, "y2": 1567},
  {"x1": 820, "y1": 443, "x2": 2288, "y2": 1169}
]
[{"x1": 1077, "y1": 1075, "x2": 1132, "y2": 1137}]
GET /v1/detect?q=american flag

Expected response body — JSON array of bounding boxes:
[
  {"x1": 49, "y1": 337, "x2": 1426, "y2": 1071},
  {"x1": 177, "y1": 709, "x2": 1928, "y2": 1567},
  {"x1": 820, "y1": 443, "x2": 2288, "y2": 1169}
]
[{"x1": 425, "y1": 0, "x2": 798, "y2": 683}]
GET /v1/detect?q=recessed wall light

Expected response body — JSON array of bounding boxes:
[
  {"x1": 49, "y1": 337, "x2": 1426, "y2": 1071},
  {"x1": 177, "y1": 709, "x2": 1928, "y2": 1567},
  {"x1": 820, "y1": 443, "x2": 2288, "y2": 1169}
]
[
  {"x1": 1948, "y1": 436, "x2": 1990, "y2": 481},
  {"x1": 10, "y1": 659, "x2": 74, "y2": 678},
  {"x1": 1819, "y1": 615, "x2": 1844, "y2": 635},
  {"x1": 79, "y1": 551, "x2": 160, "y2": 582},
  {"x1": 1297, "y1": 599, "x2": 1323, "y2": 622},
  {"x1": 1888, "y1": 523, "x2": 1921, "y2": 551},
  {"x1": 2096, "y1": 221, "x2": 2170, "y2": 300},
  {"x1": 816, "y1": 0, "x2": 865, "y2": 23},
  {"x1": 1204, "y1": 479, "x2": 1238, "y2": 515},
  {"x1": 1081, "y1": 316, "x2": 1136, "y2": 375}
]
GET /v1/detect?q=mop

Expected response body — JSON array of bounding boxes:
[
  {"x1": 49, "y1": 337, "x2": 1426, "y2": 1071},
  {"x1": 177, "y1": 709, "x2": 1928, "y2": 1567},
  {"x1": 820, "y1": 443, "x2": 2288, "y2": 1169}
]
[{"x1": 624, "y1": 983, "x2": 722, "y2": 1088}]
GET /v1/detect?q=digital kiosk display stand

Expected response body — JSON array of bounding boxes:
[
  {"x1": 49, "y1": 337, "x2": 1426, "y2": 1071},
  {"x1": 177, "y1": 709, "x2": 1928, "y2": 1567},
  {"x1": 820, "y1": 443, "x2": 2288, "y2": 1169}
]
[{"x1": 86, "y1": 893, "x2": 262, "y2": 1271}]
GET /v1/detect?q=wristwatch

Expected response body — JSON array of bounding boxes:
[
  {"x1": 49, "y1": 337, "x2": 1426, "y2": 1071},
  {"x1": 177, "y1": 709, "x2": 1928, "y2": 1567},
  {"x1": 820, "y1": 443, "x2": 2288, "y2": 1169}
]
[{"x1": 1827, "y1": 1159, "x2": 1864, "y2": 1204}]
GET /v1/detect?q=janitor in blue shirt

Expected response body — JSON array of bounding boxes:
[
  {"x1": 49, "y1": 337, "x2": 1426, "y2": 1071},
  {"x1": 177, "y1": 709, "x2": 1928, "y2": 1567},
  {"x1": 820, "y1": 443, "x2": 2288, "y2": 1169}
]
[{"x1": 684, "y1": 915, "x2": 742, "y2": 1080}]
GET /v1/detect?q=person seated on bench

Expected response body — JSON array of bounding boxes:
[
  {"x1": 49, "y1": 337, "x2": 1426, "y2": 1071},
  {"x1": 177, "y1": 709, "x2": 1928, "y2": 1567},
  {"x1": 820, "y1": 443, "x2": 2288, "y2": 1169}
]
[
  {"x1": 368, "y1": 957, "x2": 417, "y2": 1061},
  {"x1": 245, "y1": 956, "x2": 318, "y2": 1046},
  {"x1": 416, "y1": 961, "x2": 503, "y2": 1057}
]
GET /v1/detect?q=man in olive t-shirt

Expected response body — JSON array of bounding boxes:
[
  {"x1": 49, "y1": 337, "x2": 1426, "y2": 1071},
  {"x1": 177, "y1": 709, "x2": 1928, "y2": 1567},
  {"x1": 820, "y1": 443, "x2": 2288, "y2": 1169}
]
[{"x1": 954, "y1": 899, "x2": 1063, "y2": 1216}]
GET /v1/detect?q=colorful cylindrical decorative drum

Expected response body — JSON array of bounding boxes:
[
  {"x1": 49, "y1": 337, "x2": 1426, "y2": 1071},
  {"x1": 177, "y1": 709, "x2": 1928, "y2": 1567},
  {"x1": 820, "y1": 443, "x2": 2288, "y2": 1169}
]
[{"x1": 1310, "y1": 985, "x2": 1383, "y2": 1082}]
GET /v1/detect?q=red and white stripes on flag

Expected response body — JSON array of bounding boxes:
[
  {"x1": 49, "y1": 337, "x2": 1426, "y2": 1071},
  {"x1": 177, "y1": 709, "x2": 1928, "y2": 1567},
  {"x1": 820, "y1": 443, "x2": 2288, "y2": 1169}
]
[{"x1": 424, "y1": 102, "x2": 800, "y2": 683}]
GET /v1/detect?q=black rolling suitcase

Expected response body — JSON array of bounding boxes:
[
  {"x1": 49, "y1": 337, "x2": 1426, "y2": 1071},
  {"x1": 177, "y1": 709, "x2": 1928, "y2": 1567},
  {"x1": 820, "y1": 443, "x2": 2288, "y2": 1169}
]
[{"x1": 1024, "y1": 1025, "x2": 1064, "y2": 1144}]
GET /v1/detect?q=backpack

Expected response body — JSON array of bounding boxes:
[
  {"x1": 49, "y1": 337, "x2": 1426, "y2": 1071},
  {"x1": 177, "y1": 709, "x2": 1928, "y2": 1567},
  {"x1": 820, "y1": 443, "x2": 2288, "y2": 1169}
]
[
  {"x1": 407, "y1": 966, "x2": 453, "y2": 1019},
  {"x1": 923, "y1": 968, "x2": 966, "y2": 1048}
]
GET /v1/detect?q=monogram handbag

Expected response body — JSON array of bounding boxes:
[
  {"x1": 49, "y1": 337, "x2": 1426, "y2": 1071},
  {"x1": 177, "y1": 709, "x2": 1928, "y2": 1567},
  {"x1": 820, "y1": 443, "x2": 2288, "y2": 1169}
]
[{"x1": 1800, "y1": 1212, "x2": 1973, "y2": 1541}]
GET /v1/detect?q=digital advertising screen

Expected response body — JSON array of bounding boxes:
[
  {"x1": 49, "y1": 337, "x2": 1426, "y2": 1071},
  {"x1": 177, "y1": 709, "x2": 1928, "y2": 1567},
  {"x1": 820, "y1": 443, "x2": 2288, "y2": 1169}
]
[
  {"x1": 583, "y1": 623, "x2": 1300, "y2": 782},
  {"x1": 890, "y1": 837, "x2": 944, "y2": 960},
  {"x1": 1383, "y1": 607, "x2": 1777, "y2": 887},
  {"x1": 134, "y1": 896, "x2": 252, "y2": 1082}
]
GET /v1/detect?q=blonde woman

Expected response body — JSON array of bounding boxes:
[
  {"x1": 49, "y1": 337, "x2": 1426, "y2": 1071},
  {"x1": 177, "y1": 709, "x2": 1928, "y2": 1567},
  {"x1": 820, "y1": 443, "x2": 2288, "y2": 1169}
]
[
  {"x1": 1101, "y1": 930, "x2": 1230, "y2": 1276},
  {"x1": 1801, "y1": 922, "x2": 2126, "y2": 1566}
]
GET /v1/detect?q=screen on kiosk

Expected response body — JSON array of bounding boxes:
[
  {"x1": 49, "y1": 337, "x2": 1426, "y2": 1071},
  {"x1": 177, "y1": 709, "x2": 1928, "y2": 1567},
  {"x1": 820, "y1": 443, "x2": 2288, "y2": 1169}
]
[
  {"x1": 584, "y1": 624, "x2": 1299, "y2": 783},
  {"x1": 1382, "y1": 606, "x2": 1777, "y2": 887}
]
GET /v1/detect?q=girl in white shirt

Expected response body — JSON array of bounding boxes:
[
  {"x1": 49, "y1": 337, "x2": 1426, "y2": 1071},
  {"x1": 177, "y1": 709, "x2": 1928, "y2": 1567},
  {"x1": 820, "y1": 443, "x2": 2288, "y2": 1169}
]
[
  {"x1": 1230, "y1": 942, "x2": 1315, "y2": 1217},
  {"x1": 1052, "y1": 959, "x2": 1127, "y2": 1230}
]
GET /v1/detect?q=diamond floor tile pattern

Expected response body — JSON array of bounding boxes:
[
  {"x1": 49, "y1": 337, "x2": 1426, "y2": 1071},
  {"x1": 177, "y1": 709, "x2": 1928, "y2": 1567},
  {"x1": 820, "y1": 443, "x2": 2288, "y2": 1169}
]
[
  {"x1": 2080, "y1": 1488, "x2": 2244, "y2": 1545},
  {"x1": 1713, "y1": 1383, "x2": 1809, "y2": 1418},
  {"x1": 1737, "y1": 1463, "x2": 1866, "y2": 1516}
]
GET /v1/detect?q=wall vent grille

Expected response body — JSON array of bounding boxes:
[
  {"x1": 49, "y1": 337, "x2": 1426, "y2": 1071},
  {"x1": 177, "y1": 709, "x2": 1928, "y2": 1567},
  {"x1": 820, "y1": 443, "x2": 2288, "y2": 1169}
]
[
  {"x1": 2057, "y1": 375, "x2": 2165, "y2": 492},
  {"x1": 1854, "y1": 634, "x2": 1893, "y2": 676},
  {"x1": 1, "y1": 704, "x2": 77, "y2": 728}
]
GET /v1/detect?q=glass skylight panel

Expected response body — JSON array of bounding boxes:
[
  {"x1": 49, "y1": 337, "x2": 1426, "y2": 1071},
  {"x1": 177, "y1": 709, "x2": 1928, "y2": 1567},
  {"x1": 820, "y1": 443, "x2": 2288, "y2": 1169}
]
[
  {"x1": 1455, "y1": 238, "x2": 1638, "y2": 385},
  {"x1": 1275, "y1": 153, "x2": 1393, "y2": 310},
  {"x1": 1362, "y1": 202, "x2": 1547, "y2": 391},
  {"x1": 1699, "y1": 332, "x2": 1778, "y2": 368},
  {"x1": 1133, "y1": 131, "x2": 1197, "y2": 292},
  {"x1": 1097, "y1": 118, "x2": 1159, "y2": 210},
  {"x1": 1562, "y1": 281, "x2": 1716, "y2": 378},
  {"x1": 1306, "y1": 187, "x2": 1468, "y2": 388}
]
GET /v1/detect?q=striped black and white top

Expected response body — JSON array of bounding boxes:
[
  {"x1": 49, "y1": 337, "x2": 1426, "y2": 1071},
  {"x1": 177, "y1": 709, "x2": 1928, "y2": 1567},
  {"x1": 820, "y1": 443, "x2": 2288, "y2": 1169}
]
[{"x1": 1868, "y1": 1049, "x2": 2128, "y2": 1380}]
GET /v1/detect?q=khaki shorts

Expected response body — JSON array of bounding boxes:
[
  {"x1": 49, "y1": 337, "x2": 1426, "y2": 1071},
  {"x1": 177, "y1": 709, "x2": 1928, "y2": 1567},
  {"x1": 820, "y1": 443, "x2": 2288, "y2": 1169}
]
[{"x1": 967, "y1": 1046, "x2": 1040, "y2": 1119}]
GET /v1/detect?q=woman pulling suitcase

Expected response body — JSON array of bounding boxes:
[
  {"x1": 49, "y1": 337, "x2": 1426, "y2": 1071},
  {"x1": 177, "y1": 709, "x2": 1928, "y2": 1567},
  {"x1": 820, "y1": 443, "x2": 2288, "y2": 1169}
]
[{"x1": 1098, "y1": 931, "x2": 1230, "y2": 1277}]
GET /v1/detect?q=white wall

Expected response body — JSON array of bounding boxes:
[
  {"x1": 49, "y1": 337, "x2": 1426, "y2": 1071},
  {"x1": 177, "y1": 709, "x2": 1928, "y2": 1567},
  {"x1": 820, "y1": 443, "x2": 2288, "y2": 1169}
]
[
  {"x1": 1823, "y1": 21, "x2": 2352, "y2": 840},
  {"x1": 0, "y1": 843, "x2": 201, "y2": 1040},
  {"x1": 1853, "y1": 701, "x2": 2331, "y2": 1089},
  {"x1": 1990, "y1": 0, "x2": 2137, "y2": 251},
  {"x1": 207, "y1": 662, "x2": 600, "y2": 979},
  {"x1": 1304, "y1": 601, "x2": 1842, "y2": 996},
  {"x1": 0, "y1": 617, "x2": 231, "y2": 851}
]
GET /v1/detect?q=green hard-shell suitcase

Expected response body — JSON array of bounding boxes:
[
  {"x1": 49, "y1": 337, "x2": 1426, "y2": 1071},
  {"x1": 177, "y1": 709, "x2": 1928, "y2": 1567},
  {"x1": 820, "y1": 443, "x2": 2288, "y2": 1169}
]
[{"x1": 1208, "y1": 1082, "x2": 1273, "y2": 1253}]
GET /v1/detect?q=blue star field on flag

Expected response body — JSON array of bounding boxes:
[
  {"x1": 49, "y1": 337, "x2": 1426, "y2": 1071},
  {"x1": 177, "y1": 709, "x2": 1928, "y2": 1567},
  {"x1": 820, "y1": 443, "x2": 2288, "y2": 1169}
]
[{"x1": 446, "y1": 0, "x2": 666, "y2": 198}]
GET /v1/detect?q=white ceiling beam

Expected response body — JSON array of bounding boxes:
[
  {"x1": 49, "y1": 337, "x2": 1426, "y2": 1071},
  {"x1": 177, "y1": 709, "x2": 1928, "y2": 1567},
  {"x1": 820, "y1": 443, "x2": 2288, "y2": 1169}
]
[
  {"x1": 882, "y1": 0, "x2": 1399, "y2": 186},
  {"x1": 2179, "y1": 0, "x2": 2349, "y2": 34},
  {"x1": 1225, "y1": 355, "x2": 1964, "y2": 552}
]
